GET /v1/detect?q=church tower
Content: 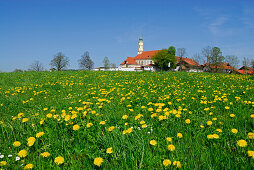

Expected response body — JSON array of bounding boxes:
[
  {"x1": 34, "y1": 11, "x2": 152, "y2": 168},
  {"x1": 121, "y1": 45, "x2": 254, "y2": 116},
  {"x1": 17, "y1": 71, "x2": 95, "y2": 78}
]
[{"x1": 138, "y1": 36, "x2": 143, "y2": 54}]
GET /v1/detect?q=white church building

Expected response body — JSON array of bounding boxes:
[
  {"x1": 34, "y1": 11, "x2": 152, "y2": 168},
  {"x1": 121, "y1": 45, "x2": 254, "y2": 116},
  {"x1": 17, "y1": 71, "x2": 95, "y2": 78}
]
[
  {"x1": 119, "y1": 37, "x2": 202, "y2": 72},
  {"x1": 119, "y1": 37, "x2": 159, "y2": 71}
]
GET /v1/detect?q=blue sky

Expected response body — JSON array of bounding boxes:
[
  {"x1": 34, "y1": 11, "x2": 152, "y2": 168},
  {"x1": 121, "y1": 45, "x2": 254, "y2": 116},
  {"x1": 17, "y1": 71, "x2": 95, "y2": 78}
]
[{"x1": 0, "y1": 0, "x2": 253, "y2": 72}]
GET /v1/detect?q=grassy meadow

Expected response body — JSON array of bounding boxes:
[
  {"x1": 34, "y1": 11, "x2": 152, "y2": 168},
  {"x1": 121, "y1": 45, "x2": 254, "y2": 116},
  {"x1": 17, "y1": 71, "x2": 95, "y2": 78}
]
[{"x1": 0, "y1": 71, "x2": 253, "y2": 169}]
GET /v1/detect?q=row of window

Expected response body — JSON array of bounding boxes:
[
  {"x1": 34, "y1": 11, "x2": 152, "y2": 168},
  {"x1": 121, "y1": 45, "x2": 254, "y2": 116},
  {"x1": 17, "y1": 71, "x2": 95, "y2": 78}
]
[{"x1": 137, "y1": 60, "x2": 153, "y2": 65}]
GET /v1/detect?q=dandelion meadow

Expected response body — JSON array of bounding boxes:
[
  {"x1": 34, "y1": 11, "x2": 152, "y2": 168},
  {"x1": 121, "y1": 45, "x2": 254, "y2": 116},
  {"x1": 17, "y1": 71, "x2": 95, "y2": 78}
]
[{"x1": 0, "y1": 71, "x2": 253, "y2": 169}]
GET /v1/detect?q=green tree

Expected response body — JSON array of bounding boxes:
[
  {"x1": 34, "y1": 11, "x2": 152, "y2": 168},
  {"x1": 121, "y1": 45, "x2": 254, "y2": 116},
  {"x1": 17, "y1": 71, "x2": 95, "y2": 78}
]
[
  {"x1": 152, "y1": 46, "x2": 176, "y2": 71},
  {"x1": 210, "y1": 47, "x2": 224, "y2": 72}
]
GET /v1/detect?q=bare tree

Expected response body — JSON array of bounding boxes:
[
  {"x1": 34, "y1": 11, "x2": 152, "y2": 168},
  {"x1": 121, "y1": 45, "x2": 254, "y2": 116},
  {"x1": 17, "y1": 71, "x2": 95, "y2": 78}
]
[
  {"x1": 251, "y1": 59, "x2": 254, "y2": 69},
  {"x1": 78, "y1": 51, "x2": 94, "y2": 70},
  {"x1": 177, "y1": 48, "x2": 186, "y2": 71},
  {"x1": 29, "y1": 61, "x2": 44, "y2": 72},
  {"x1": 243, "y1": 57, "x2": 251, "y2": 68},
  {"x1": 103, "y1": 57, "x2": 110, "y2": 69},
  {"x1": 225, "y1": 55, "x2": 239, "y2": 69},
  {"x1": 50, "y1": 52, "x2": 69, "y2": 71},
  {"x1": 202, "y1": 46, "x2": 212, "y2": 65},
  {"x1": 192, "y1": 53, "x2": 203, "y2": 65}
]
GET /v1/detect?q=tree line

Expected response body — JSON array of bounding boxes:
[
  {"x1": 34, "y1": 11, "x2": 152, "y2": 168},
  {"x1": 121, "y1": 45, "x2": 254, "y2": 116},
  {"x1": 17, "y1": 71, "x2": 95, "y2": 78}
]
[
  {"x1": 152, "y1": 46, "x2": 254, "y2": 71},
  {"x1": 15, "y1": 52, "x2": 116, "y2": 72}
]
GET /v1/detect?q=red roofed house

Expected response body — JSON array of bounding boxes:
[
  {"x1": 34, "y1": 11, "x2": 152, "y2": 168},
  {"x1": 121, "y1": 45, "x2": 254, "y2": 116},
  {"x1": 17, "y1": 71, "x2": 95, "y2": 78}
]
[
  {"x1": 203, "y1": 63, "x2": 236, "y2": 73},
  {"x1": 236, "y1": 66, "x2": 254, "y2": 75},
  {"x1": 119, "y1": 37, "x2": 202, "y2": 72}
]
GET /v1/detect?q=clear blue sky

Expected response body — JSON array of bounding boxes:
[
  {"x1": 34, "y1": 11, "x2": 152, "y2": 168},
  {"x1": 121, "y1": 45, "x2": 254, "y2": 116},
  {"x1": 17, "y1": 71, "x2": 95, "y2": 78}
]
[{"x1": 0, "y1": 0, "x2": 253, "y2": 72}]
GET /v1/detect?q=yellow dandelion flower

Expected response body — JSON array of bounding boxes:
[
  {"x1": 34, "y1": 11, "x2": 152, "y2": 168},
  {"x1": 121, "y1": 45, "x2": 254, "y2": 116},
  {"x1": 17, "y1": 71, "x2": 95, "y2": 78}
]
[
  {"x1": 13, "y1": 141, "x2": 21, "y2": 147},
  {"x1": 168, "y1": 144, "x2": 175, "y2": 151},
  {"x1": 150, "y1": 140, "x2": 157, "y2": 146},
  {"x1": 173, "y1": 161, "x2": 181, "y2": 168},
  {"x1": 216, "y1": 129, "x2": 222, "y2": 133},
  {"x1": 71, "y1": 114, "x2": 77, "y2": 119},
  {"x1": 86, "y1": 123, "x2": 93, "y2": 128},
  {"x1": 225, "y1": 106, "x2": 230, "y2": 109},
  {"x1": 140, "y1": 120, "x2": 145, "y2": 124},
  {"x1": 148, "y1": 108, "x2": 153, "y2": 112},
  {"x1": 107, "y1": 126, "x2": 115, "y2": 132},
  {"x1": 213, "y1": 134, "x2": 219, "y2": 139},
  {"x1": 27, "y1": 137, "x2": 36, "y2": 147},
  {"x1": 40, "y1": 152, "x2": 50, "y2": 158},
  {"x1": 36, "y1": 132, "x2": 45, "y2": 138},
  {"x1": 54, "y1": 156, "x2": 64, "y2": 165},
  {"x1": 46, "y1": 113, "x2": 53, "y2": 118},
  {"x1": 166, "y1": 137, "x2": 172, "y2": 142},
  {"x1": 94, "y1": 157, "x2": 103, "y2": 167},
  {"x1": 230, "y1": 114, "x2": 235, "y2": 117},
  {"x1": 106, "y1": 147, "x2": 113, "y2": 154},
  {"x1": 73, "y1": 124, "x2": 80, "y2": 131},
  {"x1": 18, "y1": 149, "x2": 27, "y2": 158},
  {"x1": 122, "y1": 115, "x2": 128, "y2": 119},
  {"x1": 158, "y1": 115, "x2": 164, "y2": 120},
  {"x1": 206, "y1": 121, "x2": 212, "y2": 126},
  {"x1": 24, "y1": 163, "x2": 34, "y2": 169},
  {"x1": 126, "y1": 127, "x2": 133, "y2": 133},
  {"x1": 237, "y1": 140, "x2": 247, "y2": 147},
  {"x1": 200, "y1": 125, "x2": 204, "y2": 128},
  {"x1": 207, "y1": 134, "x2": 214, "y2": 139},
  {"x1": 151, "y1": 113, "x2": 157, "y2": 118},
  {"x1": 175, "y1": 114, "x2": 181, "y2": 118},
  {"x1": 0, "y1": 161, "x2": 7, "y2": 166},
  {"x1": 22, "y1": 118, "x2": 29, "y2": 123},
  {"x1": 231, "y1": 129, "x2": 238, "y2": 134},
  {"x1": 163, "y1": 159, "x2": 171, "y2": 166},
  {"x1": 251, "y1": 114, "x2": 254, "y2": 118},
  {"x1": 248, "y1": 132, "x2": 254, "y2": 139},
  {"x1": 18, "y1": 113, "x2": 24, "y2": 118},
  {"x1": 40, "y1": 119, "x2": 44, "y2": 125},
  {"x1": 247, "y1": 151, "x2": 254, "y2": 158},
  {"x1": 177, "y1": 133, "x2": 183, "y2": 138},
  {"x1": 141, "y1": 124, "x2": 147, "y2": 128},
  {"x1": 100, "y1": 121, "x2": 106, "y2": 125},
  {"x1": 185, "y1": 119, "x2": 191, "y2": 124}
]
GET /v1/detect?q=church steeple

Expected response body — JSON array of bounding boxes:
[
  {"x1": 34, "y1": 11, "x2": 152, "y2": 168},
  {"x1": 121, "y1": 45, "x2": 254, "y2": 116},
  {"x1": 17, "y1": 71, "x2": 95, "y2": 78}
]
[{"x1": 138, "y1": 36, "x2": 143, "y2": 54}]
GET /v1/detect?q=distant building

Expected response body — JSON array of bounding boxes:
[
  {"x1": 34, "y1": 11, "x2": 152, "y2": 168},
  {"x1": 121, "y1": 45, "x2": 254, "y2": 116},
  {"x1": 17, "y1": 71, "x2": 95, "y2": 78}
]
[
  {"x1": 119, "y1": 37, "x2": 201, "y2": 72},
  {"x1": 202, "y1": 63, "x2": 236, "y2": 73},
  {"x1": 236, "y1": 66, "x2": 254, "y2": 75}
]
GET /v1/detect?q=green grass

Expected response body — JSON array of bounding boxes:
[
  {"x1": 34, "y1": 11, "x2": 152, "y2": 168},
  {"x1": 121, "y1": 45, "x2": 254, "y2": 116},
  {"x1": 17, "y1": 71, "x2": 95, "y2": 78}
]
[{"x1": 0, "y1": 71, "x2": 253, "y2": 169}]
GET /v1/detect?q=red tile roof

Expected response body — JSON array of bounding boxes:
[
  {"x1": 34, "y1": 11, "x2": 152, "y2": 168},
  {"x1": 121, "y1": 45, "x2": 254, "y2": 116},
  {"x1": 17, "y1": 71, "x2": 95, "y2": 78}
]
[
  {"x1": 134, "y1": 50, "x2": 160, "y2": 60},
  {"x1": 236, "y1": 69, "x2": 254, "y2": 75},
  {"x1": 120, "y1": 57, "x2": 137, "y2": 65},
  {"x1": 204, "y1": 63, "x2": 236, "y2": 70},
  {"x1": 176, "y1": 57, "x2": 200, "y2": 66}
]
